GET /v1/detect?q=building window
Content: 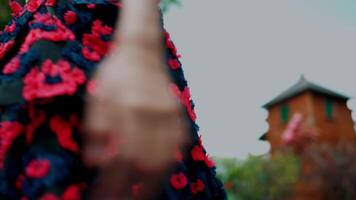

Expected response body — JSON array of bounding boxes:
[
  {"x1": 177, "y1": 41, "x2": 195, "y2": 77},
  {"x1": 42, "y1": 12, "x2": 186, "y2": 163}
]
[
  {"x1": 325, "y1": 98, "x2": 334, "y2": 119},
  {"x1": 280, "y1": 105, "x2": 289, "y2": 123}
]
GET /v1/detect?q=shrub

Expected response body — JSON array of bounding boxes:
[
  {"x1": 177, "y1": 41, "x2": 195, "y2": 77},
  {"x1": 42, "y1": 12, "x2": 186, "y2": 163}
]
[
  {"x1": 217, "y1": 153, "x2": 300, "y2": 200},
  {"x1": 297, "y1": 141, "x2": 356, "y2": 200}
]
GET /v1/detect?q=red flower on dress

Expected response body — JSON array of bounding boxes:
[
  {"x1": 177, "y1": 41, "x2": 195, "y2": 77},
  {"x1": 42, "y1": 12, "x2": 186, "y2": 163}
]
[
  {"x1": 0, "y1": 122, "x2": 23, "y2": 168},
  {"x1": 50, "y1": 115, "x2": 79, "y2": 153},
  {"x1": 23, "y1": 59, "x2": 86, "y2": 101},
  {"x1": 29, "y1": 13, "x2": 57, "y2": 26},
  {"x1": 191, "y1": 145, "x2": 205, "y2": 161},
  {"x1": 82, "y1": 47, "x2": 101, "y2": 62},
  {"x1": 204, "y1": 156, "x2": 215, "y2": 168},
  {"x1": 191, "y1": 179, "x2": 205, "y2": 194},
  {"x1": 0, "y1": 40, "x2": 15, "y2": 60},
  {"x1": 25, "y1": 0, "x2": 43, "y2": 13},
  {"x1": 2, "y1": 57, "x2": 20, "y2": 75},
  {"x1": 20, "y1": 13, "x2": 75, "y2": 54},
  {"x1": 81, "y1": 20, "x2": 113, "y2": 62},
  {"x1": 25, "y1": 159, "x2": 51, "y2": 179},
  {"x1": 4, "y1": 21, "x2": 17, "y2": 33},
  {"x1": 64, "y1": 11, "x2": 77, "y2": 25},
  {"x1": 181, "y1": 87, "x2": 197, "y2": 121},
  {"x1": 9, "y1": 1, "x2": 23, "y2": 17},
  {"x1": 87, "y1": 4, "x2": 96, "y2": 9},
  {"x1": 170, "y1": 173, "x2": 188, "y2": 190},
  {"x1": 168, "y1": 59, "x2": 180, "y2": 70},
  {"x1": 164, "y1": 31, "x2": 181, "y2": 58},
  {"x1": 45, "y1": 0, "x2": 56, "y2": 7},
  {"x1": 191, "y1": 136, "x2": 214, "y2": 167},
  {"x1": 169, "y1": 84, "x2": 197, "y2": 121},
  {"x1": 62, "y1": 185, "x2": 81, "y2": 200},
  {"x1": 83, "y1": 33, "x2": 110, "y2": 56},
  {"x1": 91, "y1": 20, "x2": 113, "y2": 36}
]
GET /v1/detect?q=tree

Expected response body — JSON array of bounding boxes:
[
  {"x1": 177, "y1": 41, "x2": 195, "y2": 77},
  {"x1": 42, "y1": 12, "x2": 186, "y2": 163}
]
[
  {"x1": 297, "y1": 141, "x2": 356, "y2": 200},
  {"x1": 217, "y1": 153, "x2": 300, "y2": 200}
]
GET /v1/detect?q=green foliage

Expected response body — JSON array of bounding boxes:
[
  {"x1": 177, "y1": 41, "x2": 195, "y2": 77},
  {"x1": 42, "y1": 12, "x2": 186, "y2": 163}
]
[
  {"x1": 217, "y1": 153, "x2": 300, "y2": 200},
  {"x1": 160, "y1": 0, "x2": 181, "y2": 12},
  {"x1": 0, "y1": 0, "x2": 11, "y2": 29}
]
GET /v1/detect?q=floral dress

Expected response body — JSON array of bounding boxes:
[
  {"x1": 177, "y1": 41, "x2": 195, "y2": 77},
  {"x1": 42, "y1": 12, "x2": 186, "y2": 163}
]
[{"x1": 0, "y1": 0, "x2": 226, "y2": 199}]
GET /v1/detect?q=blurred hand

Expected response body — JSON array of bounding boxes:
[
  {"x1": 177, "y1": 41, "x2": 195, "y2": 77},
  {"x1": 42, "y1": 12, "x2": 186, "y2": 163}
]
[
  {"x1": 85, "y1": 46, "x2": 186, "y2": 168},
  {"x1": 84, "y1": 1, "x2": 187, "y2": 199}
]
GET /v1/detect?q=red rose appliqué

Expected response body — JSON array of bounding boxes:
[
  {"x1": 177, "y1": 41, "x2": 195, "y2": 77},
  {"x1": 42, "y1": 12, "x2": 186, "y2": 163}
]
[
  {"x1": 64, "y1": 11, "x2": 77, "y2": 25},
  {"x1": 170, "y1": 173, "x2": 188, "y2": 190},
  {"x1": 50, "y1": 115, "x2": 79, "y2": 153},
  {"x1": 25, "y1": 159, "x2": 51, "y2": 179},
  {"x1": 191, "y1": 145, "x2": 206, "y2": 161},
  {"x1": 191, "y1": 179, "x2": 205, "y2": 194},
  {"x1": 23, "y1": 59, "x2": 86, "y2": 101}
]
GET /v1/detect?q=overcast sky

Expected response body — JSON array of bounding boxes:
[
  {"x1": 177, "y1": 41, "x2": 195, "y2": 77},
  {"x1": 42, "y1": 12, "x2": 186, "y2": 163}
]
[{"x1": 164, "y1": 0, "x2": 356, "y2": 159}]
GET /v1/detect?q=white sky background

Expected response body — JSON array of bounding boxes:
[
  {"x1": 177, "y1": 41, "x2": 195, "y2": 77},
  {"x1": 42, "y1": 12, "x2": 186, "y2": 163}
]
[{"x1": 163, "y1": 0, "x2": 356, "y2": 159}]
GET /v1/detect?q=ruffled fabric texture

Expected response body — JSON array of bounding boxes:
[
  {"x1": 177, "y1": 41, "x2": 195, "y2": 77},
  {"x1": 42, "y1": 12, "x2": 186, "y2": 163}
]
[{"x1": 0, "y1": 0, "x2": 226, "y2": 199}]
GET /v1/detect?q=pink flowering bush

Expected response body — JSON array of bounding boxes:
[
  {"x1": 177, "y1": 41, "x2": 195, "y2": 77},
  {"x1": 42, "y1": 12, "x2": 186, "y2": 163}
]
[
  {"x1": 281, "y1": 113, "x2": 317, "y2": 152},
  {"x1": 296, "y1": 141, "x2": 356, "y2": 200}
]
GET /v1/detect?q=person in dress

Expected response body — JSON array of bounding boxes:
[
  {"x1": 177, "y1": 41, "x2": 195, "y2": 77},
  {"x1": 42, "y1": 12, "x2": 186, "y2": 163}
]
[{"x1": 0, "y1": 0, "x2": 226, "y2": 199}]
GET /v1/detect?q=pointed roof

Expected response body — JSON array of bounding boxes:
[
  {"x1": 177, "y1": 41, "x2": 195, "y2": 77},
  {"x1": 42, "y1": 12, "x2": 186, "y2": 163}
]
[{"x1": 263, "y1": 75, "x2": 350, "y2": 108}]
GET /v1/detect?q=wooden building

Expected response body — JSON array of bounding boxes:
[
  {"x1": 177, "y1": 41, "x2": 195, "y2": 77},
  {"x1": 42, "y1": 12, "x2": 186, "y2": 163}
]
[{"x1": 260, "y1": 76, "x2": 356, "y2": 152}]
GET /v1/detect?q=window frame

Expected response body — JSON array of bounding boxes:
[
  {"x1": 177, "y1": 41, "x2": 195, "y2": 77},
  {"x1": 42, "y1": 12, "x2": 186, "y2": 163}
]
[
  {"x1": 280, "y1": 104, "x2": 289, "y2": 124},
  {"x1": 325, "y1": 98, "x2": 334, "y2": 120}
]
